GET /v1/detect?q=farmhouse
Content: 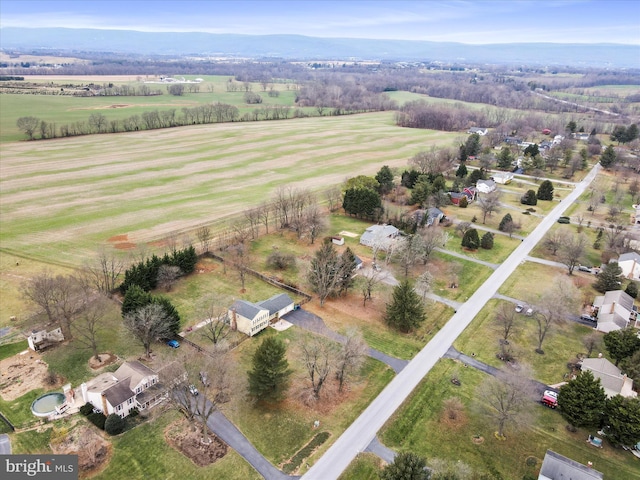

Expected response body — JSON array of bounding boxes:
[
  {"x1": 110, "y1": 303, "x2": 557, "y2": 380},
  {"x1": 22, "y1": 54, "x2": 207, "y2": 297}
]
[
  {"x1": 27, "y1": 325, "x2": 64, "y2": 351},
  {"x1": 467, "y1": 127, "x2": 488, "y2": 136},
  {"x1": 617, "y1": 251, "x2": 640, "y2": 280},
  {"x1": 580, "y1": 355, "x2": 637, "y2": 398},
  {"x1": 229, "y1": 293, "x2": 295, "y2": 337},
  {"x1": 476, "y1": 179, "x2": 496, "y2": 193},
  {"x1": 359, "y1": 224, "x2": 400, "y2": 249},
  {"x1": 80, "y1": 361, "x2": 164, "y2": 418},
  {"x1": 491, "y1": 172, "x2": 514, "y2": 184},
  {"x1": 538, "y1": 450, "x2": 603, "y2": 480},
  {"x1": 592, "y1": 290, "x2": 639, "y2": 332}
]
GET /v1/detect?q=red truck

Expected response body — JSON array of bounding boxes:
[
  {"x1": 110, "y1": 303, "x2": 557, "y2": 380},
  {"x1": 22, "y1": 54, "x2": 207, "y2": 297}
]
[{"x1": 541, "y1": 390, "x2": 558, "y2": 408}]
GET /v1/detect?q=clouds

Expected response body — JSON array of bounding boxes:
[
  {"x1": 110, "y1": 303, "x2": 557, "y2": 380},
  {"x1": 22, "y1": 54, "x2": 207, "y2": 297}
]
[{"x1": 1, "y1": 0, "x2": 639, "y2": 44}]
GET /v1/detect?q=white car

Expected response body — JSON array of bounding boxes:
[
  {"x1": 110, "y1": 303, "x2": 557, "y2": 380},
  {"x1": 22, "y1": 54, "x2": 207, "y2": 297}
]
[
  {"x1": 515, "y1": 304, "x2": 524, "y2": 313},
  {"x1": 188, "y1": 384, "x2": 199, "y2": 396}
]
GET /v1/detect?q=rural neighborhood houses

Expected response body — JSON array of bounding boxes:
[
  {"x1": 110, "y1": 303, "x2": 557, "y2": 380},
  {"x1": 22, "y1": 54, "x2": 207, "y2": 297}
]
[
  {"x1": 476, "y1": 179, "x2": 497, "y2": 194},
  {"x1": 27, "y1": 325, "x2": 65, "y2": 351},
  {"x1": 592, "y1": 290, "x2": 639, "y2": 332},
  {"x1": 491, "y1": 172, "x2": 514, "y2": 184},
  {"x1": 538, "y1": 450, "x2": 603, "y2": 480},
  {"x1": 580, "y1": 355, "x2": 637, "y2": 398},
  {"x1": 467, "y1": 127, "x2": 488, "y2": 136},
  {"x1": 359, "y1": 224, "x2": 400, "y2": 249},
  {"x1": 80, "y1": 361, "x2": 164, "y2": 418},
  {"x1": 617, "y1": 252, "x2": 640, "y2": 280},
  {"x1": 228, "y1": 293, "x2": 295, "y2": 337}
]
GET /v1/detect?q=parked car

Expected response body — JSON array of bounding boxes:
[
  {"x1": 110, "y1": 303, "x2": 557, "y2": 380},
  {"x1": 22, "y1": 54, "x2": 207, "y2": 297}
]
[
  {"x1": 557, "y1": 216, "x2": 570, "y2": 224},
  {"x1": 515, "y1": 304, "x2": 524, "y2": 313},
  {"x1": 580, "y1": 314, "x2": 596, "y2": 322},
  {"x1": 188, "y1": 384, "x2": 199, "y2": 396},
  {"x1": 578, "y1": 265, "x2": 592, "y2": 273},
  {"x1": 525, "y1": 308, "x2": 534, "y2": 316},
  {"x1": 166, "y1": 339, "x2": 180, "y2": 348},
  {"x1": 541, "y1": 390, "x2": 558, "y2": 408}
]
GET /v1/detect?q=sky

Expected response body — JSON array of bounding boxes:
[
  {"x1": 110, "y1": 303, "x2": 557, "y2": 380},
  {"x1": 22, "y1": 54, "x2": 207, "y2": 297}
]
[{"x1": 1, "y1": 0, "x2": 639, "y2": 45}]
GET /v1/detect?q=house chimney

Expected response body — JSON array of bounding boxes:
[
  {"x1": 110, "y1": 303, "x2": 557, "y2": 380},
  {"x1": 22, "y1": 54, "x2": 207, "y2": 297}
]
[
  {"x1": 610, "y1": 301, "x2": 616, "y2": 314},
  {"x1": 231, "y1": 308, "x2": 237, "y2": 331}
]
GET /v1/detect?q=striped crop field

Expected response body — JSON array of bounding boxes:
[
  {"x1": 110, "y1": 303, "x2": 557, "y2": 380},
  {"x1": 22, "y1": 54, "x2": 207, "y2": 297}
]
[{"x1": 0, "y1": 112, "x2": 457, "y2": 271}]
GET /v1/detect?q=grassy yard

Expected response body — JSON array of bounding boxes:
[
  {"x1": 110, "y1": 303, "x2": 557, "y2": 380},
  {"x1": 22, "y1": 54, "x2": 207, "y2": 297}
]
[
  {"x1": 442, "y1": 228, "x2": 521, "y2": 264},
  {"x1": 379, "y1": 359, "x2": 640, "y2": 479},
  {"x1": 339, "y1": 453, "x2": 382, "y2": 480},
  {"x1": 431, "y1": 252, "x2": 494, "y2": 302},
  {"x1": 226, "y1": 327, "x2": 395, "y2": 469},
  {"x1": 454, "y1": 299, "x2": 596, "y2": 385},
  {"x1": 93, "y1": 410, "x2": 262, "y2": 480}
]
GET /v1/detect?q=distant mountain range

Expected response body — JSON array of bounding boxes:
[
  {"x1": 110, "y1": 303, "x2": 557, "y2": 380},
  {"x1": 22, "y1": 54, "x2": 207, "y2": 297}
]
[{"x1": 1, "y1": 27, "x2": 639, "y2": 68}]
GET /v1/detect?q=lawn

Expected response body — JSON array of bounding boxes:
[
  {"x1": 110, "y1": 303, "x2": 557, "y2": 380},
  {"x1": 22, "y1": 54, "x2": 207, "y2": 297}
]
[
  {"x1": 454, "y1": 299, "x2": 595, "y2": 385},
  {"x1": 442, "y1": 228, "x2": 521, "y2": 264},
  {"x1": 226, "y1": 327, "x2": 395, "y2": 470},
  {"x1": 379, "y1": 359, "x2": 640, "y2": 479},
  {"x1": 339, "y1": 453, "x2": 382, "y2": 480},
  {"x1": 0, "y1": 388, "x2": 44, "y2": 429},
  {"x1": 431, "y1": 252, "x2": 494, "y2": 302},
  {"x1": 93, "y1": 410, "x2": 262, "y2": 480}
]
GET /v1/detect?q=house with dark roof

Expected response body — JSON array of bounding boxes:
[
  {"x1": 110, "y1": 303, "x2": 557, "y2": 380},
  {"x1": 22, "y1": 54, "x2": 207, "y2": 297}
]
[
  {"x1": 538, "y1": 450, "x2": 603, "y2": 480},
  {"x1": 229, "y1": 293, "x2": 295, "y2": 337},
  {"x1": 581, "y1": 355, "x2": 637, "y2": 398},
  {"x1": 467, "y1": 127, "x2": 488, "y2": 136},
  {"x1": 80, "y1": 361, "x2": 163, "y2": 418}
]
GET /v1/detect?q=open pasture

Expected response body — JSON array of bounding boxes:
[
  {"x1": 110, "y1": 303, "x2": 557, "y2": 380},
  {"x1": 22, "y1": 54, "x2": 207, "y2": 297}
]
[{"x1": 0, "y1": 112, "x2": 457, "y2": 308}]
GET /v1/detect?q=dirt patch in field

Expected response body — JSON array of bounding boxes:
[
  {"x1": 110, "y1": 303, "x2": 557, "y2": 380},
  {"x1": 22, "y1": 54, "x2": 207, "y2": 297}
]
[
  {"x1": 107, "y1": 234, "x2": 137, "y2": 250},
  {"x1": 165, "y1": 417, "x2": 228, "y2": 467},
  {"x1": 0, "y1": 350, "x2": 53, "y2": 401},
  {"x1": 113, "y1": 242, "x2": 137, "y2": 250},
  {"x1": 51, "y1": 423, "x2": 112, "y2": 478}
]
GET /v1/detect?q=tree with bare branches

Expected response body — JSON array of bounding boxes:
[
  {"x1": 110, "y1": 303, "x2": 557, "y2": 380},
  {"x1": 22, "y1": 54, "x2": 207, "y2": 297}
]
[
  {"x1": 477, "y1": 367, "x2": 536, "y2": 439},
  {"x1": 301, "y1": 337, "x2": 335, "y2": 400},
  {"x1": 325, "y1": 186, "x2": 342, "y2": 212},
  {"x1": 478, "y1": 190, "x2": 502, "y2": 224},
  {"x1": 335, "y1": 330, "x2": 368, "y2": 392},
  {"x1": 82, "y1": 248, "x2": 124, "y2": 297},
  {"x1": 558, "y1": 233, "x2": 587, "y2": 275},
  {"x1": 199, "y1": 299, "x2": 231, "y2": 351},
  {"x1": 532, "y1": 277, "x2": 579, "y2": 354},
  {"x1": 358, "y1": 268, "x2": 381, "y2": 307},
  {"x1": 196, "y1": 226, "x2": 212, "y2": 254},
  {"x1": 543, "y1": 229, "x2": 566, "y2": 255},
  {"x1": 123, "y1": 303, "x2": 175, "y2": 358},
  {"x1": 72, "y1": 294, "x2": 110, "y2": 361},
  {"x1": 157, "y1": 264, "x2": 182, "y2": 292}
]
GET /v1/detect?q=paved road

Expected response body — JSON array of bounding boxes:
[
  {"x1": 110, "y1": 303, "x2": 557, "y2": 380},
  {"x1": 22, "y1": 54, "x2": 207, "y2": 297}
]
[
  {"x1": 364, "y1": 436, "x2": 396, "y2": 464},
  {"x1": 303, "y1": 163, "x2": 600, "y2": 479},
  {"x1": 0, "y1": 434, "x2": 11, "y2": 454}
]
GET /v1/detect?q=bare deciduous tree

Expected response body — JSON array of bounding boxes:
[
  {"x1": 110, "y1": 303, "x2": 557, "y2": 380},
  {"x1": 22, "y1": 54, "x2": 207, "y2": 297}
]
[
  {"x1": 416, "y1": 270, "x2": 434, "y2": 301},
  {"x1": 123, "y1": 303, "x2": 174, "y2": 358},
  {"x1": 455, "y1": 221, "x2": 472, "y2": 237},
  {"x1": 72, "y1": 294, "x2": 109, "y2": 361},
  {"x1": 257, "y1": 201, "x2": 271, "y2": 235},
  {"x1": 244, "y1": 207, "x2": 261, "y2": 239},
  {"x1": 543, "y1": 229, "x2": 566, "y2": 255},
  {"x1": 196, "y1": 226, "x2": 212, "y2": 254},
  {"x1": 358, "y1": 268, "x2": 381, "y2": 307},
  {"x1": 200, "y1": 299, "x2": 231, "y2": 351},
  {"x1": 82, "y1": 248, "x2": 124, "y2": 297},
  {"x1": 583, "y1": 332, "x2": 602, "y2": 358},
  {"x1": 335, "y1": 330, "x2": 368, "y2": 392},
  {"x1": 477, "y1": 367, "x2": 536, "y2": 439},
  {"x1": 532, "y1": 277, "x2": 579, "y2": 354},
  {"x1": 559, "y1": 233, "x2": 587, "y2": 275},
  {"x1": 325, "y1": 186, "x2": 342, "y2": 212},
  {"x1": 478, "y1": 190, "x2": 502, "y2": 224},
  {"x1": 21, "y1": 271, "x2": 58, "y2": 324},
  {"x1": 301, "y1": 338, "x2": 335, "y2": 400},
  {"x1": 494, "y1": 302, "x2": 518, "y2": 344},
  {"x1": 418, "y1": 226, "x2": 444, "y2": 264},
  {"x1": 157, "y1": 264, "x2": 182, "y2": 292}
]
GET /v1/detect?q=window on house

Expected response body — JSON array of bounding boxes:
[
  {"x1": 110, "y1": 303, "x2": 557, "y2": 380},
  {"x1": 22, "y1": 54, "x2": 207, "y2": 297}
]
[
  {"x1": 136, "y1": 387, "x2": 141, "y2": 394},
  {"x1": 128, "y1": 398, "x2": 133, "y2": 404}
]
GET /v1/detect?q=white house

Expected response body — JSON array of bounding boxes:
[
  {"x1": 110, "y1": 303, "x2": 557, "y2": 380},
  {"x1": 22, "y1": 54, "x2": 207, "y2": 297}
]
[
  {"x1": 618, "y1": 251, "x2": 640, "y2": 280},
  {"x1": 27, "y1": 326, "x2": 64, "y2": 351},
  {"x1": 476, "y1": 179, "x2": 496, "y2": 193},
  {"x1": 359, "y1": 224, "x2": 400, "y2": 249},
  {"x1": 492, "y1": 172, "x2": 514, "y2": 185},
  {"x1": 593, "y1": 289, "x2": 638, "y2": 332},
  {"x1": 538, "y1": 450, "x2": 603, "y2": 480},
  {"x1": 81, "y1": 361, "x2": 164, "y2": 418},
  {"x1": 229, "y1": 293, "x2": 295, "y2": 337},
  {"x1": 581, "y1": 355, "x2": 637, "y2": 398},
  {"x1": 467, "y1": 127, "x2": 488, "y2": 136}
]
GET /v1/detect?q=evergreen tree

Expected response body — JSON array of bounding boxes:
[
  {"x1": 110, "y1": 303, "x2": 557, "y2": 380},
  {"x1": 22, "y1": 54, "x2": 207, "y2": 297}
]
[
  {"x1": 410, "y1": 176, "x2": 432, "y2": 208},
  {"x1": 384, "y1": 280, "x2": 426, "y2": 333},
  {"x1": 603, "y1": 396, "x2": 640, "y2": 447},
  {"x1": 461, "y1": 228, "x2": 480, "y2": 250},
  {"x1": 401, "y1": 170, "x2": 420, "y2": 189},
  {"x1": 496, "y1": 147, "x2": 513, "y2": 170},
  {"x1": 342, "y1": 187, "x2": 382, "y2": 219},
  {"x1": 380, "y1": 452, "x2": 430, "y2": 480},
  {"x1": 594, "y1": 262, "x2": 624, "y2": 293},
  {"x1": 604, "y1": 327, "x2": 640, "y2": 366},
  {"x1": 375, "y1": 165, "x2": 395, "y2": 195},
  {"x1": 498, "y1": 213, "x2": 513, "y2": 232},
  {"x1": 464, "y1": 133, "x2": 481, "y2": 158},
  {"x1": 521, "y1": 189, "x2": 538, "y2": 206},
  {"x1": 455, "y1": 162, "x2": 468, "y2": 178},
  {"x1": 480, "y1": 231, "x2": 494, "y2": 250},
  {"x1": 537, "y1": 180, "x2": 554, "y2": 201},
  {"x1": 620, "y1": 350, "x2": 640, "y2": 390},
  {"x1": 104, "y1": 413, "x2": 125, "y2": 435},
  {"x1": 625, "y1": 281, "x2": 638, "y2": 299},
  {"x1": 121, "y1": 284, "x2": 152, "y2": 317},
  {"x1": 458, "y1": 195, "x2": 468, "y2": 208},
  {"x1": 523, "y1": 143, "x2": 540, "y2": 157},
  {"x1": 599, "y1": 145, "x2": 617, "y2": 168},
  {"x1": 247, "y1": 336, "x2": 292, "y2": 403},
  {"x1": 152, "y1": 295, "x2": 181, "y2": 337},
  {"x1": 337, "y1": 247, "x2": 357, "y2": 295},
  {"x1": 558, "y1": 370, "x2": 606, "y2": 428},
  {"x1": 610, "y1": 125, "x2": 627, "y2": 144},
  {"x1": 466, "y1": 169, "x2": 484, "y2": 186},
  {"x1": 566, "y1": 120, "x2": 577, "y2": 133},
  {"x1": 624, "y1": 123, "x2": 639, "y2": 143}
]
